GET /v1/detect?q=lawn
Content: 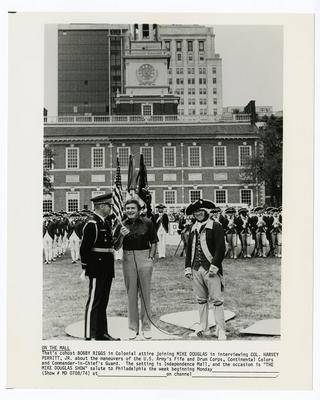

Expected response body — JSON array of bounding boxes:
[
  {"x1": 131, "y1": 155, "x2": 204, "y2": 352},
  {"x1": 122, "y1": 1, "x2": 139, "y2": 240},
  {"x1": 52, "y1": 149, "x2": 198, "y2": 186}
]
[{"x1": 43, "y1": 245, "x2": 281, "y2": 340}]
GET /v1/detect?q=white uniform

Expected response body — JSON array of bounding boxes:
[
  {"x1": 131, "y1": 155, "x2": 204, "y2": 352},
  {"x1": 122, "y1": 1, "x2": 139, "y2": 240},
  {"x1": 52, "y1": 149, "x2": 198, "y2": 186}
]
[
  {"x1": 43, "y1": 231, "x2": 53, "y2": 263},
  {"x1": 157, "y1": 223, "x2": 166, "y2": 258}
]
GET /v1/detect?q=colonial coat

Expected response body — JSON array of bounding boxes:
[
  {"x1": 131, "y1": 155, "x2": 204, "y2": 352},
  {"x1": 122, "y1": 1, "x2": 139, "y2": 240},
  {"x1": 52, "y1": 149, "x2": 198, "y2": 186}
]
[{"x1": 185, "y1": 218, "x2": 226, "y2": 276}]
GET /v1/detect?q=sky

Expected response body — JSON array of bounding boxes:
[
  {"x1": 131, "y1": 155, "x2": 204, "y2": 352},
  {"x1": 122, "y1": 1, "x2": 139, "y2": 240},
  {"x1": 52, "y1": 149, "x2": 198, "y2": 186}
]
[
  {"x1": 44, "y1": 24, "x2": 283, "y2": 115},
  {"x1": 214, "y1": 25, "x2": 283, "y2": 111}
]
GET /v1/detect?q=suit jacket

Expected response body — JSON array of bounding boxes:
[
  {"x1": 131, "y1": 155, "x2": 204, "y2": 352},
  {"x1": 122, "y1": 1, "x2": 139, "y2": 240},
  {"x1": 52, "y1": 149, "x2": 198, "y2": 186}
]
[
  {"x1": 154, "y1": 213, "x2": 169, "y2": 233},
  {"x1": 185, "y1": 218, "x2": 226, "y2": 276}
]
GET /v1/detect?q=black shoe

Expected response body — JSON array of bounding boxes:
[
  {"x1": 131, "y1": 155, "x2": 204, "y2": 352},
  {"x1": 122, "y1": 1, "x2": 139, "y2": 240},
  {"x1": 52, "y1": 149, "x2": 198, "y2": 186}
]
[{"x1": 95, "y1": 333, "x2": 120, "y2": 341}]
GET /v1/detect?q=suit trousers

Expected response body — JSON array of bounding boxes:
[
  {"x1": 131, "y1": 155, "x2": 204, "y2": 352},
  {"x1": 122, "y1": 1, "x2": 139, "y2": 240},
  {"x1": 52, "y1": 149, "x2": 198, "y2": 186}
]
[
  {"x1": 122, "y1": 249, "x2": 153, "y2": 333},
  {"x1": 84, "y1": 274, "x2": 113, "y2": 339}
]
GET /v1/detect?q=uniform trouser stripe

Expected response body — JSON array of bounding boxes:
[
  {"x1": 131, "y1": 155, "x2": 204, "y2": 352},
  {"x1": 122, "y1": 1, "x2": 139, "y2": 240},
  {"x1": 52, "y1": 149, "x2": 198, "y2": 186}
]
[{"x1": 85, "y1": 278, "x2": 96, "y2": 339}]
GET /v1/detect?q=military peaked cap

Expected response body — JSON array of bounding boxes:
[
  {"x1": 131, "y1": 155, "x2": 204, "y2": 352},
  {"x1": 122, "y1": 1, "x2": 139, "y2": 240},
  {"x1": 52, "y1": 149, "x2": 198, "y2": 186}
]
[
  {"x1": 90, "y1": 192, "x2": 113, "y2": 205},
  {"x1": 186, "y1": 199, "x2": 215, "y2": 215}
]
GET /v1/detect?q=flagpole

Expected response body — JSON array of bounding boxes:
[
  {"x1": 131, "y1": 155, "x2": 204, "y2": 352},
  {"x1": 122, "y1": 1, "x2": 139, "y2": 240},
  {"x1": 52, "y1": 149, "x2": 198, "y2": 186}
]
[{"x1": 109, "y1": 143, "x2": 113, "y2": 191}]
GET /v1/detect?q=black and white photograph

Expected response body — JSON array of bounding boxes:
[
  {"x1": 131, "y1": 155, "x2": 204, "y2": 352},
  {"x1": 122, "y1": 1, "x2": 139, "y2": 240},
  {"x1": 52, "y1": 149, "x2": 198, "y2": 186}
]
[
  {"x1": 4, "y1": 5, "x2": 317, "y2": 393},
  {"x1": 43, "y1": 22, "x2": 283, "y2": 342}
]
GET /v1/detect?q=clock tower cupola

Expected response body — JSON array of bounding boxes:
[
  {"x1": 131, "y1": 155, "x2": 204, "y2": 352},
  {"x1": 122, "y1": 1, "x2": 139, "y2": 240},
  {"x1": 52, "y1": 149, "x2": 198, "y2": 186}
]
[{"x1": 115, "y1": 24, "x2": 179, "y2": 117}]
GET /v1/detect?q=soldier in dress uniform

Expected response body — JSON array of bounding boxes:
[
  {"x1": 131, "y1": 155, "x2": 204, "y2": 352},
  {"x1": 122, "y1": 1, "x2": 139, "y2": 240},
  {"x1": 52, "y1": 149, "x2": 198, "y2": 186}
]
[
  {"x1": 154, "y1": 204, "x2": 169, "y2": 259},
  {"x1": 185, "y1": 199, "x2": 227, "y2": 340},
  {"x1": 43, "y1": 212, "x2": 55, "y2": 264},
  {"x1": 210, "y1": 206, "x2": 225, "y2": 225},
  {"x1": 67, "y1": 213, "x2": 83, "y2": 263},
  {"x1": 51, "y1": 213, "x2": 59, "y2": 261},
  {"x1": 56, "y1": 213, "x2": 66, "y2": 258},
  {"x1": 265, "y1": 207, "x2": 275, "y2": 256},
  {"x1": 224, "y1": 207, "x2": 240, "y2": 259},
  {"x1": 80, "y1": 193, "x2": 128, "y2": 341},
  {"x1": 177, "y1": 208, "x2": 188, "y2": 256},
  {"x1": 61, "y1": 212, "x2": 69, "y2": 255},
  {"x1": 251, "y1": 206, "x2": 268, "y2": 257},
  {"x1": 237, "y1": 208, "x2": 253, "y2": 258},
  {"x1": 270, "y1": 208, "x2": 282, "y2": 258}
]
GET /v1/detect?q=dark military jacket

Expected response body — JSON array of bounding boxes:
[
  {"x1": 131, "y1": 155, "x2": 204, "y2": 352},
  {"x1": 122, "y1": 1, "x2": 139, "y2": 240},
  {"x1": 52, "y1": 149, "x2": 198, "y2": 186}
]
[
  {"x1": 154, "y1": 213, "x2": 169, "y2": 233},
  {"x1": 80, "y1": 213, "x2": 115, "y2": 278},
  {"x1": 43, "y1": 220, "x2": 56, "y2": 239}
]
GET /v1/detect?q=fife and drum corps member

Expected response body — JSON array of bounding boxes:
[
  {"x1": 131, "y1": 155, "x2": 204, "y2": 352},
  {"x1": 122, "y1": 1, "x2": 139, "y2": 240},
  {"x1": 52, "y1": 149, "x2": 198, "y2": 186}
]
[
  {"x1": 80, "y1": 193, "x2": 128, "y2": 341},
  {"x1": 185, "y1": 199, "x2": 227, "y2": 340}
]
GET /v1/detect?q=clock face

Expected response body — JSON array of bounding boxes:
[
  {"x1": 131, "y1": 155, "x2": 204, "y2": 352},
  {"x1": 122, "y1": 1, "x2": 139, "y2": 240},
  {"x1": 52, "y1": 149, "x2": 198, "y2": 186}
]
[{"x1": 137, "y1": 64, "x2": 158, "y2": 84}]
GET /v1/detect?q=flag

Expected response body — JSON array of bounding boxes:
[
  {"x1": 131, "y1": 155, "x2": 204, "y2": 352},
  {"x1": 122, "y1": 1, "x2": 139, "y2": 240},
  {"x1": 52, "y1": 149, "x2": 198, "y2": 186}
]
[
  {"x1": 112, "y1": 157, "x2": 124, "y2": 220},
  {"x1": 136, "y1": 154, "x2": 152, "y2": 217},
  {"x1": 127, "y1": 154, "x2": 136, "y2": 193}
]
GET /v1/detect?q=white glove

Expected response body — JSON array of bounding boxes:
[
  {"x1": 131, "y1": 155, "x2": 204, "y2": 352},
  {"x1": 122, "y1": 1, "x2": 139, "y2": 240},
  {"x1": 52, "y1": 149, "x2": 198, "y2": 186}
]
[{"x1": 208, "y1": 264, "x2": 219, "y2": 277}]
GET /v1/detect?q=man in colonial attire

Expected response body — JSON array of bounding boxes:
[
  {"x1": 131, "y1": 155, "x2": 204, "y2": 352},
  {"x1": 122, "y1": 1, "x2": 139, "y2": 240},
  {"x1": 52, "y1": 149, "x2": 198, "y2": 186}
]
[
  {"x1": 236, "y1": 208, "x2": 253, "y2": 258},
  {"x1": 270, "y1": 208, "x2": 282, "y2": 258},
  {"x1": 185, "y1": 199, "x2": 227, "y2": 340}
]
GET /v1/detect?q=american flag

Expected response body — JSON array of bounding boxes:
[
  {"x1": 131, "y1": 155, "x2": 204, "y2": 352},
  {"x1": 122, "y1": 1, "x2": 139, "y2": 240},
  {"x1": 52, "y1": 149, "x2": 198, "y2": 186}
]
[{"x1": 112, "y1": 157, "x2": 124, "y2": 220}]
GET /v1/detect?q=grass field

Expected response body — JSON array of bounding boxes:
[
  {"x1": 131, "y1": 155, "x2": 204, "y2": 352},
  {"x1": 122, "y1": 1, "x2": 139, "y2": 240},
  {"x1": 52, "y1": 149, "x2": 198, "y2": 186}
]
[{"x1": 43, "y1": 245, "x2": 281, "y2": 340}]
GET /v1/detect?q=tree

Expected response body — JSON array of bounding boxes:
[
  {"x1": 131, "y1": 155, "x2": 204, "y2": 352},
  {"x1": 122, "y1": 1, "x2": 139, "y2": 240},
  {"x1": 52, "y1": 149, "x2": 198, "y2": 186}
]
[
  {"x1": 43, "y1": 145, "x2": 54, "y2": 193},
  {"x1": 243, "y1": 115, "x2": 283, "y2": 206}
]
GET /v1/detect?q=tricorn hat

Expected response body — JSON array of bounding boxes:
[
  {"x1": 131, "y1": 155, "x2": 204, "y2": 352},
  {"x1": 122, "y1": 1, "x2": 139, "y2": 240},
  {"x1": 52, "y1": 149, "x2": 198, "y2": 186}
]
[
  {"x1": 156, "y1": 203, "x2": 166, "y2": 209},
  {"x1": 238, "y1": 207, "x2": 248, "y2": 215},
  {"x1": 225, "y1": 207, "x2": 236, "y2": 214},
  {"x1": 186, "y1": 199, "x2": 215, "y2": 215}
]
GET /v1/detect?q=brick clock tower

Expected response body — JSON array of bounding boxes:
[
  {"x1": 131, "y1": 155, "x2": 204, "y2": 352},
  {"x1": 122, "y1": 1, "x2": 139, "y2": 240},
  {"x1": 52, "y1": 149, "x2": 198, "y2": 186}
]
[{"x1": 115, "y1": 24, "x2": 180, "y2": 116}]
